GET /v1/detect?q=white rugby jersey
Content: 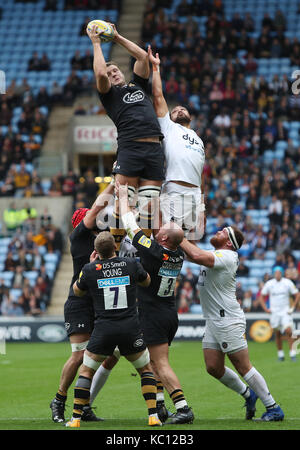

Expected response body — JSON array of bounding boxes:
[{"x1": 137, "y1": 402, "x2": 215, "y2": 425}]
[
  {"x1": 261, "y1": 277, "x2": 298, "y2": 313},
  {"x1": 119, "y1": 235, "x2": 138, "y2": 259},
  {"x1": 158, "y1": 113, "x2": 205, "y2": 187},
  {"x1": 197, "y1": 249, "x2": 244, "y2": 320}
]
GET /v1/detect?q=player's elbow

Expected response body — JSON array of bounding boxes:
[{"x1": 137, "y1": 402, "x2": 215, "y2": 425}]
[
  {"x1": 139, "y1": 274, "x2": 151, "y2": 287},
  {"x1": 73, "y1": 282, "x2": 86, "y2": 297}
]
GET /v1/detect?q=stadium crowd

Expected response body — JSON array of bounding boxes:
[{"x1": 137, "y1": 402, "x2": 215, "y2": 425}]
[{"x1": 1, "y1": 0, "x2": 300, "y2": 315}]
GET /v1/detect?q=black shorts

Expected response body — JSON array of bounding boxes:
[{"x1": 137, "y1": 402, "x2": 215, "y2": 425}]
[
  {"x1": 139, "y1": 305, "x2": 178, "y2": 346},
  {"x1": 64, "y1": 297, "x2": 95, "y2": 337},
  {"x1": 87, "y1": 315, "x2": 146, "y2": 356},
  {"x1": 115, "y1": 141, "x2": 165, "y2": 181}
]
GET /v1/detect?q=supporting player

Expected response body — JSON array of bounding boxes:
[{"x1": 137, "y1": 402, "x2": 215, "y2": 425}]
[
  {"x1": 65, "y1": 232, "x2": 162, "y2": 428},
  {"x1": 180, "y1": 227, "x2": 284, "y2": 422},
  {"x1": 117, "y1": 182, "x2": 194, "y2": 425},
  {"x1": 148, "y1": 46, "x2": 205, "y2": 241},
  {"x1": 87, "y1": 23, "x2": 165, "y2": 249},
  {"x1": 258, "y1": 266, "x2": 300, "y2": 362},
  {"x1": 50, "y1": 182, "x2": 120, "y2": 423}
]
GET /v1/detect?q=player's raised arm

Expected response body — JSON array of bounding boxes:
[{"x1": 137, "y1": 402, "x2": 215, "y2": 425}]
[
  {"x1": 148, "y1": 46, "x2": 169, "y2": 118},
  {"x1": 84, "y1": 181, "x2": 115, "y2": 230},
  {"x1": 180, "y1": 238, "x2": 215, "y2": 268},
  {"x1": 87, "y1": 24, "x2": 111, "y2": 94},
  {"x1": 110, "y1": 23, "x2": 150, "y2": 80},
  {"x1": 115, "y1": 181, "x2": 141, "y2": 239}
]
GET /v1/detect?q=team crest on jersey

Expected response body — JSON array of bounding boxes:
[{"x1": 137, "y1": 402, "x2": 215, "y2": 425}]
[
  {"x1": 96, "y1": 264, "x2": 102, "y2": 271},
  {"x1": 214, "y1": 251, "x2": 223, "y2": 257},
  {"x1": 123, "y1": 90, "x2": 145, "y2": 104},
  {"x1": 138, "y1": 235, "x2": 151, "y2": 248}
]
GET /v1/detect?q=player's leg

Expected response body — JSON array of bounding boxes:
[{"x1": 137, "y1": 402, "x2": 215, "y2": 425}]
[
  {"x1": 275, "y1": 329, "x2": 285, "y2": 361},
  {"x1": 281, "y1": 313, "x2": 297, "y2": 361},
  {"x1": 137, "y1": 179, "x2": 162, "y2": 237},
  {"x1": 65, "y1": 350, "x2": 106, "y2": 428},
  {"x1": 89, "y1": 347, "x2": 120, "y2": 405},
  {"x1": 125, "y1": 349, "x2": 162, "y2": 427},
  {"x1": 50, "y1": 332, "x2": 89, "y2": 423},
  {"x1": 228, "y1": 348, "x2": 284, "y2": 421},
  {"x1": 202, "y1": 321, "x2": 257, "y2": 419},
  {"x1": 148, "y1": 342, "x2": 193, "y2": 425}
]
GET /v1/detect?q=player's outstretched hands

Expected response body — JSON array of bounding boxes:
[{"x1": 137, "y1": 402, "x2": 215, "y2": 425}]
[
  {"x1": 86, "y1": 24, "x2": 102, "y2": 44},
  {"x1": 147, "y1": 45, "x2": 160, "y2": 67},
  {"x1": 107, "y1": 23, "x2": 120, "y2": 41}
]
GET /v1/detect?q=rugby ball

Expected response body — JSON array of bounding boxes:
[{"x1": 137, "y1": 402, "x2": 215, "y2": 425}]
[{"x1": 87, "y1": 20, "x2": 115, "y2": 42}]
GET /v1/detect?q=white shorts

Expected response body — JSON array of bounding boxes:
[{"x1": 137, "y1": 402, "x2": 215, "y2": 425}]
[
  {"x1": 202, "y1": 319, "x2": 248, "y2": 354},
  {"x1": 270, "y1": 312, "x2": 293, "y2": 334},
  {"x1": 160, "y1": 182, "x2": 205, "y2": 239}
]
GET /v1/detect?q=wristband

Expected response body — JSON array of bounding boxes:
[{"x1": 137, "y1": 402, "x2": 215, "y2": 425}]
[{"x1": 153, "y1": 65, "x2": 160, "y2": 73}]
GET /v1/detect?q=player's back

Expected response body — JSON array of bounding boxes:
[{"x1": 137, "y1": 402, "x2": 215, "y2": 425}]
[
  {"x1": 77, "y1": 256, "x2": 147, "y2": 321},
  {"x1": 132, "y1": 231, "x2": 184, "y2": 310}
]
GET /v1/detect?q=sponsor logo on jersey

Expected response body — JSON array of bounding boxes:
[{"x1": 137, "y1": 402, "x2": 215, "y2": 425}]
[
  {"x1": 214, "y1": 251, "x2": 223, "y2": 257},
  {"x1": 123, "y1": 90, "x2": 145, "y2": 104},
  {"x1": 138, "y1": 235, "x2": 152, "y2": 248},
  {"x1": 133, "y1": 338, "x2": 144, "y2": 348},
  {"x1": 97, "y1": 275, "x2": 130, "y2": 288},
  {"x1": 159, "y1": 267, "x2": 181, "y2": 278},
  {"x1": 163, "y1": 253, "x2": 169, "y2": 261},
  {"x1": 96, "y1": 264, "x2": 102, "y2": 271}
]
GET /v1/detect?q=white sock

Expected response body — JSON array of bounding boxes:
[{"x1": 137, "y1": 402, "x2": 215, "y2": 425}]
[
  {"x1": 89, "y1": 365, "x2": 111, "y2": 406},
  {"x1": 243, "y1": 367, "x2": 276, "y2": 408},
  {"x1": 289, "y1": 349, "x2": 296, "y2": 358},
  {"x1": 219, "y1": 367, "x2": 248, "y2": 396},
  {"x1": 278, "y1": 350, "x2": 284, "y2": 358}
]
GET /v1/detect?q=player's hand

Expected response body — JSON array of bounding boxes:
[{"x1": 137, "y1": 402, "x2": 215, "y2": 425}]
[
  {"x1": 108, "y1": 23, "x2": 119, "y2": 40},
  {"x1": 147, "y1": 45, "x2": 160, "y2": 67},
  {"x1": 115, "y1": 180, "x2": 128, "y2": 199},
  {"x1": 288, "y1": 306, "x2": 295, "y2": 315},
  {"x1": 90, "y1": 250, "x2": 98, "y2": 262},
  {"x1": 86, "y1": 24, "x2": 102, "y2": 44}
]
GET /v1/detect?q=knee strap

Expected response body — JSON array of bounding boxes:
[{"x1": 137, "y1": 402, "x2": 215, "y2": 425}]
[{"x1": 131, "y1": 349, "x2": 150, "y2": 369}]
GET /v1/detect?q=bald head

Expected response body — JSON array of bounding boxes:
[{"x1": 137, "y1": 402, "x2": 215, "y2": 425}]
[{"x1": 155, "y1": 222, "x2": 184, "y2": 250}]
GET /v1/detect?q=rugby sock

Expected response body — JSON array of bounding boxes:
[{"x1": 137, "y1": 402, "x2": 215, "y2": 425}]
[
  {"x1": 219, "y1": 366, "x2": 249, "y2": 396},
  {"x1": 55, "y1": 390, "x2": 67, "y2": 403},
  {"x1": 141, "y1": 371, "x2": 158, "y2": 416},
  {"x1": 73, "y1": 375, "x2": 91, "y2": 419},
  {"x1": 110, "y1": 212, "x2": 125, "y2": 252},
  {"x1": 278, "y1": 350, "x2": 285, "y2": 358},
  {"x1": 89, "y1": 365, "x2": 111, "y2": 406},
  {"x1": 289, "y1": 349, "x2": 296, "y2": 358},
  {"x1": 156, "y1": 380, "x2": 165, "y2": 403},
  {"x1": 243, "y1": 367, "x2": 276, "y2": 408},
  {"x1": 170, "y1": 389, "x2": 188, "y2": 410}
]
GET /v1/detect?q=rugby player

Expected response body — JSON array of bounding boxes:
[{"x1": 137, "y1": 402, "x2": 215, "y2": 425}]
[
  {"x1": 65, "y1": 232, "x2": 162, "y2": 428},
  {"x1": 258, "y1": 266, "x2": 300, "y2": 362},
  {"x1": 148, "y1": 46, "x2": 205, "y2": 241},
  {"x1": 117, "y1": 182, "x2": 194, "y2": 425},
  {"x1": 50, "y1": 182, "x2": 119, "y2": 423},
  {"x1": 180, "y1": 227, "x2": 284, "y2": 421},
  {"x1": 87, "y1": 24, "x2": 165, "y2": 249}
]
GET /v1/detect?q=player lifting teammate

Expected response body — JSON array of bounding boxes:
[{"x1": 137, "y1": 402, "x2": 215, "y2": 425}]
[
  {"x1": 87, "y1": 23, "x2": 164, "y2": 249},
  {"x1": 65, "y1": 232, "x2": 162, "y2": 428},
  {"x1": 117, "y1": 182, "x2": 194, "y2": 425}
]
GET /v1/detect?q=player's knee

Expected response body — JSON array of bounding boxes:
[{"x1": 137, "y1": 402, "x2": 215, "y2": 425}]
[
  {"x1": 206, "y1": 363, "x2": 222, "y2": 378},
  {"x1": 130, "y1": 348, "x2": 150, "y2": 370}
]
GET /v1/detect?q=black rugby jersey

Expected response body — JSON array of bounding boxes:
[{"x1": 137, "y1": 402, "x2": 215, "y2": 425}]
[
  {"x1": 76, "y1": 256, "x2": 148, "y2": 320},
  {"x1": 68, "y1": 220, "x2": 95, "y2": 301},
  {"x1": 132, "y1": 230, "x2": 184, "y2": 308},
  {"x1": 98, "y1": 73, "x2": 164, "y2": 144}
]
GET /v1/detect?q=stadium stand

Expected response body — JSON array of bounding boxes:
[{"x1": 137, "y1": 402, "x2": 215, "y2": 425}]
[{"x1": 0, "y1": 0, "x2": 299, "y2": 315}]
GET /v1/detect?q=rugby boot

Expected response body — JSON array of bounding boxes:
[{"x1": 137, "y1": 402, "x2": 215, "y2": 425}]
[
  {"x1": 244, "y1": 388, "x2": 258, "y2": 420},
  {"x1": 166, "y1": 406, "x2": 194, "y2": 424},
  {"x1": 50, "y1": 398, "x2": 65, "y2": 423},
  {"x1": 148, "y1": 415, "x2": 163, "y2": 426},
  {"x1": 81, "y1": 405, "x2": 104, "y2": 421},
  {"x1": 65, "y1": 417, "x2": 81, "y2": 428},
  {"x1": 157, "y1": 401, "x2": 169, "y2": 423},
  {"x1": 260, "y1": 405, "x2": 284, "y2": 422}
]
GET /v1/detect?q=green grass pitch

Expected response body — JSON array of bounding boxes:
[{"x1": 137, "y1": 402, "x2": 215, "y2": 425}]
[{"x1": 0, "y1": 340, "x2": 299, "y2": 431}]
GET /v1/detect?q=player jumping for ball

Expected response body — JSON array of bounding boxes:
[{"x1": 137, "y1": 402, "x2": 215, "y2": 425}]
[{"x1": 87, "y1": 23, "x2": 165, "y2": 249}]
